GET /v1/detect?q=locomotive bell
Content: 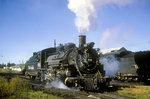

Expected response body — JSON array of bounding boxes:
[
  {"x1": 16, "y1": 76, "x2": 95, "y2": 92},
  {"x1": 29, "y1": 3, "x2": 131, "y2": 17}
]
[{"x1": 79, "y1": 35, "x2": 86, "y2": 48}]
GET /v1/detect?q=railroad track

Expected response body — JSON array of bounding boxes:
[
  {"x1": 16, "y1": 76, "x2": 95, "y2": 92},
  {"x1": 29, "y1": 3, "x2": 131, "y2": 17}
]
[
  {"x1": 29, "y1": 83, "x2": 133, "y2": 99},
  {"x1": 110, "y1": 80, "x2": 145, "y2": 88},
  {"x1": 29, "y1": 79, "x2": 134, "y2": 99}
]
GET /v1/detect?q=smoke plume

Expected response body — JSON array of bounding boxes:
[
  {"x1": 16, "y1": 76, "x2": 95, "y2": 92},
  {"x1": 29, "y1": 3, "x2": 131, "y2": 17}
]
[
  {"x1": 100, "y1": 26, "x2": 121, "y2": 49},
  {"x1": 100, "y1": 55, "x2": 120, "y2": 76},
  {"x1": 100, "y1": 28, "x2": 111, "y2": 49},
  {"x1": 68, "y1": 0, "x2": 134, "y2": 33}
]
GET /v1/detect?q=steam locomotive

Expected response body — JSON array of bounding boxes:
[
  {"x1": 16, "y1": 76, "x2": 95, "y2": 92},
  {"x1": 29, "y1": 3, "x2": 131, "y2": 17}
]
[{"x1": 25, "y1": 35, "x2": 111, "y2": 91}]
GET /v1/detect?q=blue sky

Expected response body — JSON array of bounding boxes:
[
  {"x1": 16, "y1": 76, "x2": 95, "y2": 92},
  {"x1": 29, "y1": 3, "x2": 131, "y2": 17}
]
[{"x1": 0, "y1": 0, "x2": 150, "y2": 64}]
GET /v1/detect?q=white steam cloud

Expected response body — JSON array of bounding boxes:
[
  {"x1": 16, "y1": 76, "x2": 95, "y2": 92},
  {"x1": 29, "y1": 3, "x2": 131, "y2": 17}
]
[
  {"x1": 45, "y1": 78, "x2": 79, "y2": 91},
  {"x1": 100, "y1": 55, "x2": 120, "y2": 76},
  {"x1": 45, "y1": 78, "x2": 70, "y2": 89},
  {"x1": 68, "y1": 0, "x2": 135, "y2": 33}
]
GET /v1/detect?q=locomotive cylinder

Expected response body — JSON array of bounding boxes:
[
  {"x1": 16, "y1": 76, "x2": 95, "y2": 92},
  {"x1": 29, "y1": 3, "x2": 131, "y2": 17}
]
[{"x1": 79, "y1": 35, "x2": 86, "y2": 48}]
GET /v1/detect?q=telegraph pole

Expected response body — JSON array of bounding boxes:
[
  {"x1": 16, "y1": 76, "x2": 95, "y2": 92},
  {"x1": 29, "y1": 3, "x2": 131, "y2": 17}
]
[{"x1": 54, "y1": 39, "x2": 56, "y2": 48}]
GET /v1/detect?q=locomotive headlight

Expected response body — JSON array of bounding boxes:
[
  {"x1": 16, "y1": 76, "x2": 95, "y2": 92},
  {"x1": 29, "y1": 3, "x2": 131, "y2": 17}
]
[{"x1": 88, "y1": 59, "x2": 92, "y2": 61}]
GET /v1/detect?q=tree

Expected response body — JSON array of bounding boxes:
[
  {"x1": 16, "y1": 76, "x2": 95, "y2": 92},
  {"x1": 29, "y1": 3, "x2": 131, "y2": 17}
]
[
  {"x1": 0, "y1": 64, "x2": 6, "y2": 68},
  {"x1": 7, "y1": 63, "x2": 15, "y2": 67}
]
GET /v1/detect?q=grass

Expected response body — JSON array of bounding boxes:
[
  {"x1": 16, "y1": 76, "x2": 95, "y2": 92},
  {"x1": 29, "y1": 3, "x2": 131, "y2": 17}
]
[
  {"x1": 6, "y1": 90, "x2": 64, "y2": 99},
  {"x1": 27, "y1": 90, "x2": 63, "y2": 99},
  {"x1": 0, "y1": 68, "x2": 9, "y2": 72},
  {"x1": 113, "y1": 85, "x2": 150, "y2": 99},
  {"x1": 0, "y1": 76, "x2": 63, "y2": 99}
]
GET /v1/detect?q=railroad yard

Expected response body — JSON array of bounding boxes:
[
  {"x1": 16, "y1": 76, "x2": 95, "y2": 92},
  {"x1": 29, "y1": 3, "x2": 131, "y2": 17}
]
[{"x1": 1, "y1": 0, "x2": 150, "y2": 99}]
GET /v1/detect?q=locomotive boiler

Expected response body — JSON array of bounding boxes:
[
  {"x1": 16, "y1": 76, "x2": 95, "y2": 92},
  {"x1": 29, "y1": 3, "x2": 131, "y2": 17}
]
[{"x1": 25, "y1": 35, "x2": 111, "y2": 91}]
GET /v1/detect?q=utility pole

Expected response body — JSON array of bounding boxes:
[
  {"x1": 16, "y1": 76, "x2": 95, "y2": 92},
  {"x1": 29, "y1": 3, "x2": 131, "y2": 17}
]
[{"x1": 54, "y1": 39, "x2": 56, "y2": 48}]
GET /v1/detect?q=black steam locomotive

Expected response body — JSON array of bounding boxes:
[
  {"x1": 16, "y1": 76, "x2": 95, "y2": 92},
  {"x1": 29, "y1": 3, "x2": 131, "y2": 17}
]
[{"x1": 25, "y1": 35, "x2": 111, "y2": 91}]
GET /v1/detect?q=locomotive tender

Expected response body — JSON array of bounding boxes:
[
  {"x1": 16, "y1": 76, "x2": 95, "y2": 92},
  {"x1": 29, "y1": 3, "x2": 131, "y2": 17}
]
[{"x1": 25, "y1": 35, "x2": 111, "y2": 91}]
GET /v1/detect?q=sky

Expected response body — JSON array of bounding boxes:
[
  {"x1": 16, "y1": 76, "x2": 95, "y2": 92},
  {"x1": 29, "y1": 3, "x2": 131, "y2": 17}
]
[{"x1": 0, "y1": 0, "x2": 150, "y2": 64}]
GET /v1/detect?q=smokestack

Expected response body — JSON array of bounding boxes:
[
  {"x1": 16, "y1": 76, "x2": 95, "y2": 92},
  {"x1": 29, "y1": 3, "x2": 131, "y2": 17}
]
[{"x1": 79, "y1": 35, "x2": 86, "y2": 48}]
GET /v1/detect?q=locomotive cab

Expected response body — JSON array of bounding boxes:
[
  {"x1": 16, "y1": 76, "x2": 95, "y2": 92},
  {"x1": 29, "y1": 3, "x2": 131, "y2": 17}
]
[
  {"x1": 25, "y1": 52, "x2": 39, "y2": 79},
  {"x1": 25, "y1": 48, "x2": 56, "y2": 80}
]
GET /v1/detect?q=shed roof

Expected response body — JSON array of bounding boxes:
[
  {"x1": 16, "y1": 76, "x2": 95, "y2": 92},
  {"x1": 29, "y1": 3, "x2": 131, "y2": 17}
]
[{"x1": 101, "y1": 47, "x2": 127, "y2": 54}]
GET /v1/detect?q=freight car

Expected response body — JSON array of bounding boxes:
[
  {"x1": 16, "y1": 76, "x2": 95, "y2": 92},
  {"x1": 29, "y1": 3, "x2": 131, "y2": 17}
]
[
  {"x1": 135, "y1": 51, "x2": 150, "y2": 81},
  {"x1": 113, "y1": 51, "x2": 150, "y2": 82},
  {"x1": 25, "y1": 35, "x2": 111, "y2": 91}
]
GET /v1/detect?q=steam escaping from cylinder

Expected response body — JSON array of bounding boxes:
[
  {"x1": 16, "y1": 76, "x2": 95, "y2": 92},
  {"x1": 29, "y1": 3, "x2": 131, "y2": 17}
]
[
  {"x1": 68, "y1": 0, "x2": 135, "y2": 33},
  {"x1": 100, "y1": 55, "x2": 121, "y2": 76},
  {"x1": 45, "y1": 78, "x2": 70, "y2": 89},
  {"x1": 45, "y1": 78, "x2": 79, "y2": 91},
  {"x1": 45, "y1": 78, "x2": 70, "y2": 90}
]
